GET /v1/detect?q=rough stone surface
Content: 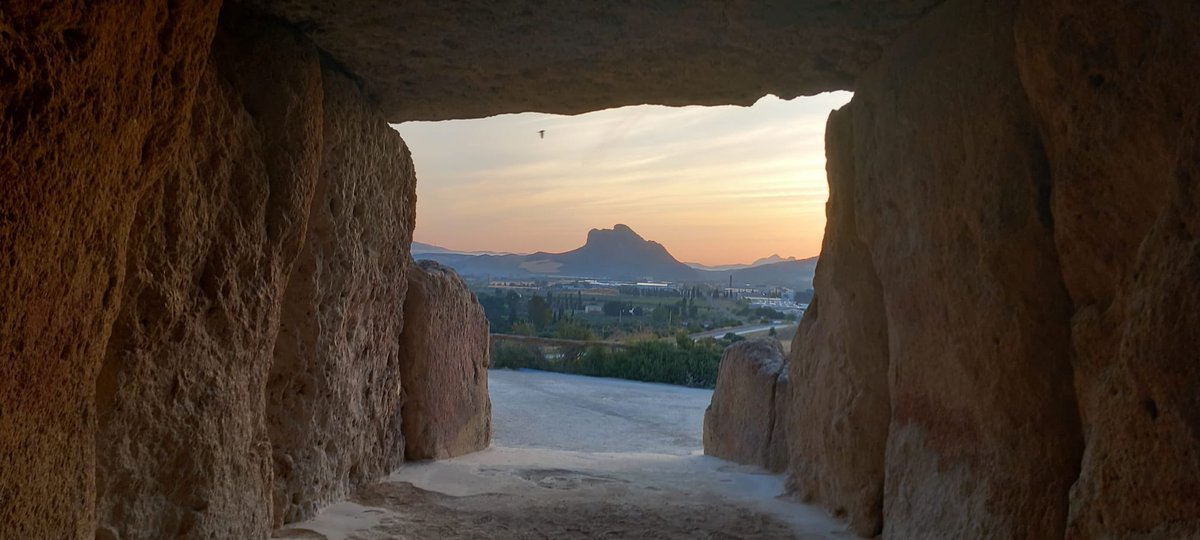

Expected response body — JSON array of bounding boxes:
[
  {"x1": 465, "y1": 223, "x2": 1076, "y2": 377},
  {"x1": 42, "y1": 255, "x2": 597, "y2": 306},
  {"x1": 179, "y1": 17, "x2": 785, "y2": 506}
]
[
  {"x1": 245, "y1": 0, "x2": 943, "y2": 120},
  {"x1": 265, "y1": 64, "x2": 417, "y2": 526},
  {"x1": 785, "y1": 105, "x2": 890, "y2": 537},
  {"x1": 94, "y1": 19, "x2": 324, "y2": 539},
  {"x1": 766, "y1": 369, "x2": 792, "y2": 475},
  {"x1": 1016, "y1": 1, "x2": 1200, "y2": 536},
  {"x1": 850, "y1": 0, "x2": 1083, "y2": 537},
  {"x1": 0, "y1": 1, "x2": 220, "y2": 536},
  {"x1": 4, "y1": 0, "x2": 1200, "y2": 538},
  {"x1": 399, "y1": 260, "x2": 492, "y2": 461},
  {"x1": 703, "y1": 339, "x2": 788, "y2": 472}
]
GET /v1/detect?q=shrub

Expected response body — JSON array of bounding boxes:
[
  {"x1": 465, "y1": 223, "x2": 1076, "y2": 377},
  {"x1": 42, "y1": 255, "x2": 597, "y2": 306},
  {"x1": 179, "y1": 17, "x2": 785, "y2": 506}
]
[{"x1": 490, "y1": 339, "x2": 723, "y2": 388}]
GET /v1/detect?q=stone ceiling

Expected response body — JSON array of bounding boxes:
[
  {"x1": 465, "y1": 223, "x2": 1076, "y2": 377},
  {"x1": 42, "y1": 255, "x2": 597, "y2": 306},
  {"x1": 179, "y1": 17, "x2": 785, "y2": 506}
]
[{"x1": 244, "y1": 1, "x2": 943, "y2": 121}]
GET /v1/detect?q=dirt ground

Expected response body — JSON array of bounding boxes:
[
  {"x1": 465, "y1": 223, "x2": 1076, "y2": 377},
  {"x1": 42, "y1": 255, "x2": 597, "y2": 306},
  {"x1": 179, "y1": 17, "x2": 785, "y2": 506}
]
[
  {"x1": 276, "y1": 479, "x2": 811, "y2": 539},
  {"x1": 273, "y1": 370, "x2": 849, "y2": 539}
]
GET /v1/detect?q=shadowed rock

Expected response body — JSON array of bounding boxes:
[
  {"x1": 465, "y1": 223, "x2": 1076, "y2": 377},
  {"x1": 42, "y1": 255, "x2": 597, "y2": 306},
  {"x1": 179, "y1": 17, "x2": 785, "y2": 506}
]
[
  {"x1": 1016, "y1": 1, "x2": 1200, "y2": 536},
  {"x1": 852, "y1": 1, "x2": 1081, "y2": 536},
  {"x1": 265, "y1": 57, "x2": 417, "y2": 525},
  {"x1": 243, "y1": 0, "x2": 944, "y2": 120},
  {"x1": 93, "y1": 19, "x2": 325, "y2": 539},
  {"x1": 0, "y1": 1, "x2": 222, "y2": 535},
  {"x1": 785, "y1": 104, "x2": 890, "y2": 537},
  {"x1": 400, "y1": 261, "x2": 492, "y2": 460},
  {"x1": 703, "y1": 339, "x2": 789, "y2": 472}
]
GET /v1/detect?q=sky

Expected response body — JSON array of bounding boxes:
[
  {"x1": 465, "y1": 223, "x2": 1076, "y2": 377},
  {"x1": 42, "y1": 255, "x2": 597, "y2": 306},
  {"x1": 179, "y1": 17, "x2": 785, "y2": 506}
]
[{"x1": 393, "y1": 91, "x2": 852, "y2": 266}]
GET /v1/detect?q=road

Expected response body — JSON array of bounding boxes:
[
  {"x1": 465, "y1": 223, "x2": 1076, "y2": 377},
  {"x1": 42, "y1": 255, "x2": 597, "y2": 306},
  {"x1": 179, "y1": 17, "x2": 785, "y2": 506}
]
[{"x1": 690, "y1": 322, "x2": 793, "y2": 340}]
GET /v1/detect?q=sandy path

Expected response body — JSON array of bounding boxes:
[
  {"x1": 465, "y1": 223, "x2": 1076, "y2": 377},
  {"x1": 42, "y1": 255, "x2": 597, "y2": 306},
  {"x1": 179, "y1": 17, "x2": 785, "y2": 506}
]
[{"x1": 275, "y1": 370, "x2": 849, "y2": 539}]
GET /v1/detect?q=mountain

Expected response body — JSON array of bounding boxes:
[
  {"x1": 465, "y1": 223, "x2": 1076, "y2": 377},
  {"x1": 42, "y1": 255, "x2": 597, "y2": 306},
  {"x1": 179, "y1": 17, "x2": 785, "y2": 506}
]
[
  {"x1": 532, "y1": 224, "x2": 699, "y2": 280},
  {"x1": 411, "y1": 241, "x2": 523, "y2": 257},
  {"x1": 685, "y1": 261, "x2": 746, "y2": 271},
  {"x1": 685, "y1": 253, "x2": 799, "y2": 271},
  {"x1": 414, "y1": 224, "x2": 819, "y2": 288},
  {"x1": 411, "y1": 241, "x2": 453, "y2": 254},
  {"x1": 415, "y1": 224, "x2": 699, "y2": 281},
  {"x1": 698, "y1": 257, "x2": 819, "y2": 290},
  {"x1": 748, "y1": 254, "x2": 797, "y2": 266}
]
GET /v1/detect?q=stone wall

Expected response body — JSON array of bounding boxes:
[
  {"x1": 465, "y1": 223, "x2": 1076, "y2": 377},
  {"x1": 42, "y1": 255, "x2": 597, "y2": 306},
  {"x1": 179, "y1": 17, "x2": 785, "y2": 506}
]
[
  {"x1": 769, "y1": 0, "x2": 1083, "y2": 535},
  {"x1": 3, "y1": 0, "x2": 1198, "y2": 538},
  {"x1": 0, "y1": 1, "x2": 221, "y2": 536},
  {"x1": 5, "y1": 5, "x2": 442, "y2": 537},
  {"x1": 264, "y1": 64, "x2": 416, "y2": 525},
  {"x1": 1016, "y1": 1, "x2": 1200, "y2": 536},
  {"x1": 708, "y1": 1, "x2": 1200, "y2": 538},
  {"x1": 94, "y1": 18, "x2": 324, "y2": 538}
]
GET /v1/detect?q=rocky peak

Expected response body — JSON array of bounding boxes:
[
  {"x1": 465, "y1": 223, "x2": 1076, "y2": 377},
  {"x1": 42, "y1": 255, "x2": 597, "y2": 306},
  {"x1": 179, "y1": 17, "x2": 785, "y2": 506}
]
[{"x1": 585, "y1": 224, "x2": 645, "y2": 245}]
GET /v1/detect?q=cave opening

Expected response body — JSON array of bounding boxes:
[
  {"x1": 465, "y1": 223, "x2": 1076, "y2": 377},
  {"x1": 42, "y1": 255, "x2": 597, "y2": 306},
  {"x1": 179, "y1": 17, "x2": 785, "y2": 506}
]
[{"x1": 352, "y1": 93, "x2": 853, "y2": 533}]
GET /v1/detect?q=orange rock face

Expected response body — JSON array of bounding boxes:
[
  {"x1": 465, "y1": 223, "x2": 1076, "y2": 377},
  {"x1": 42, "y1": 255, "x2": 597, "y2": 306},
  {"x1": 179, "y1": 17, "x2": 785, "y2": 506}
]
[
  {"x1": 93, "y1": 20, "x2": 325, "y2": 539},
  {"x1": 0, "y1": 1, "x2": 221, "y2": 536},
  {"x1": 399, "y1": 261, "x2": 492, "y2": 461},
  {"x1": 1016, "y1": 1, "x2": 1200, "y2": 536},
  {"x1": 3, "y1": 0, "x2": 1199, "y2": 538},
  {"x1": 708, "y1": 3, "x2": 1200, "y2": 538},
  {"x1": 784, "y1": 105, "x2": 890, "y2": 537},
  {"x1": 703, "y1": 339, "x2": 789, "y2": 472},
  {"x1": 265, "y1": 64, "x2": 417, "y2": 525},
  {"x1": 852, "y1": 1, "x2": 1082, "y2": 536}
]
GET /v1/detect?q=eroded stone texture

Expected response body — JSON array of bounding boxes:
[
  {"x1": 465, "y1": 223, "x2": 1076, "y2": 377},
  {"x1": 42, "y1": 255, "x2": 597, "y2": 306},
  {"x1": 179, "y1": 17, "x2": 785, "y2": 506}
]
[
  {"x1": 94, "y1": 19, "x2": 323, "y2": 539},
  {"x1": 703, "y1": 339, "x2": 788, "y2": 472},
  {"x1": 399, "y1": 260, "x2": 491, "y2": 461},
  {"x1": 851, "y1": 0, "x2": 1082, "y2": 536},
  {"x1": 266, "y1": 68, "x2": 417, "y2": 525},
  {"x1": 0, "y1": 1, "x2": 220, "y2": 536},
  {"x1": 5, "y1": 0, "x2": 1200, "y2": 537},
  {"x1": 785, "y1": 105, "x2": 890, "y2": 537},
  {"x1": 1016, "y1": 1, "x2": 1200, "y2": 536},
  {"x1": 245, "y1": 0, "x2": 943, "y2": 120}
]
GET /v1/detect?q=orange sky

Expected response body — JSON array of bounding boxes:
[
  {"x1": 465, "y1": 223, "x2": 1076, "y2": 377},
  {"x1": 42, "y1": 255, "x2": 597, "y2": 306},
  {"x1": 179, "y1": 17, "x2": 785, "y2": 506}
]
[{"x1": 394, "y1": 92, "x2": 851, "y2": 266}]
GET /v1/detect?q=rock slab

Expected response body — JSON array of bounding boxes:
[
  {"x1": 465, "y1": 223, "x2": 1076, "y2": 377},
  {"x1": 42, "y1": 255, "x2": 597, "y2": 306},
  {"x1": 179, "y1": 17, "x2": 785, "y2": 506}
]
[
  {"x1": 785, "y1": 104, "x2": 890, "y2": 537},
  {"x1": 246, "y1": 0, "x2": 942, "y2": 120},
  {"x1": 399, "y1": 260, "x2": 492, "y2": 460},
  {"x1": 0, "y1": 1, "x2": 221, "y2": 536},
  {"x1": 1016, "y1": 1, "x2": 1200, "y2": 536},
  {"x1": 93, "y1": 19, "x2": 325, "y2": 539},
  {"x1": 852, "y1": 0, "x2": 1082, "y2": 536},
  {"x1": 265, "y1": 63, "x2": 417, "y2": 525},
  {"x1": 703, "y1": 339, "x2": 789, "y2": 473}
]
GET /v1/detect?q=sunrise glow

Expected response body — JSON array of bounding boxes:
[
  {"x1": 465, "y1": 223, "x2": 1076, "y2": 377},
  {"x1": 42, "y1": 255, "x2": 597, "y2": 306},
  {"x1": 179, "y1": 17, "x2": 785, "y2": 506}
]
[{"x1": 395, "y1": 92, "x2": 851, "y2": 266}]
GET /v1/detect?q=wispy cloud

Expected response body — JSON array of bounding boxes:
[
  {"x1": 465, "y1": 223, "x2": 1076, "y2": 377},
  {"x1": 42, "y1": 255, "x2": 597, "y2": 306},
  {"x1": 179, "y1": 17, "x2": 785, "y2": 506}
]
[{"x1": 394, "y1": 92, "x2": 851, "y2": 265}]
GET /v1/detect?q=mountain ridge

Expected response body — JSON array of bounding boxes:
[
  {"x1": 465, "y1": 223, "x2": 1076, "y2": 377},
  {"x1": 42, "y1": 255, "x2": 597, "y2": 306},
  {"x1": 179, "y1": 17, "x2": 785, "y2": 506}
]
[
  {"x1": 414, "y1": 224, "x2": 816, "y2": 288},
  {"x1": 415, "y1": 224, "x2": 698, "y2": 281}
]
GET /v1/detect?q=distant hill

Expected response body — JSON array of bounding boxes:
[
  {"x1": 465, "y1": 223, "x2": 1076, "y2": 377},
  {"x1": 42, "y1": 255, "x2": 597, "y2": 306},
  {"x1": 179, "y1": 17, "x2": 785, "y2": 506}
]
[
  {"x1": 698, "y1": 257, "x2": 818, "y2": 290},
  {"x1": 532, "y1": 224, "x2": 699, "y2": 280},
  {"x1": 748, "y1": 254, "x2": 798, "y2": 267},
  {"x1": 411, "y1": 241, "x2": 453, "y2": 254},
  {"x1": 415, "y1": 224, "x2": 699, "y2": 281},
  {"x1": 685, "y1": 253, "x2": 799, "y2": 271},
  {"x1": 414, "y1": 224, "x2": 817, "y2": 288},
  {"x1": 685, "y1": 261, "x2": 744, "y2": 271},
  {"x1": 411, "y1": 240, "x2": 522, "y2": 257}
]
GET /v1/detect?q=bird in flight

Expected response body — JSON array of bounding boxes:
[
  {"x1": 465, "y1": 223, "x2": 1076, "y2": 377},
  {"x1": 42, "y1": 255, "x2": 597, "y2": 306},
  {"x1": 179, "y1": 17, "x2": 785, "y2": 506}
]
[{"x1": 538, "y1": 130, "x2": 545, "y2": 139}]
